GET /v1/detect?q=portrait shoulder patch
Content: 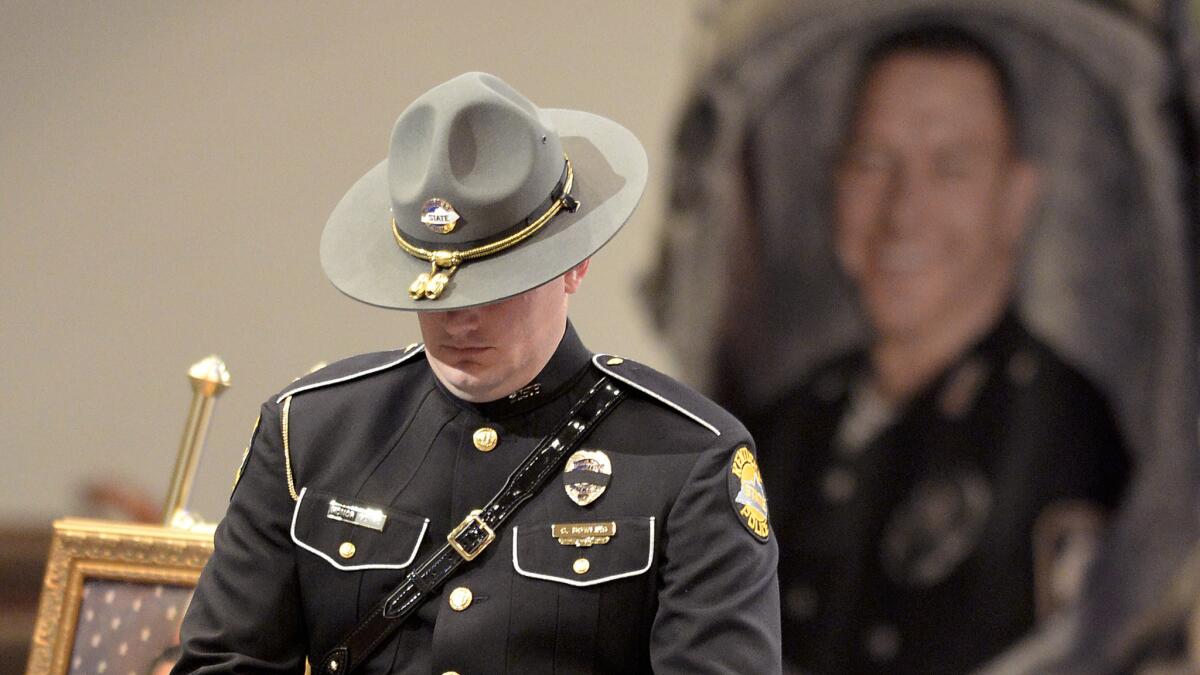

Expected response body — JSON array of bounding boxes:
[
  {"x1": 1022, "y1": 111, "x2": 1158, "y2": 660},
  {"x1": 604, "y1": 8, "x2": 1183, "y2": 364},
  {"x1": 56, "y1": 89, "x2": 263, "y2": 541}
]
[{"x1": 727, "y1": 445, "x2": 770, "y2": 542}]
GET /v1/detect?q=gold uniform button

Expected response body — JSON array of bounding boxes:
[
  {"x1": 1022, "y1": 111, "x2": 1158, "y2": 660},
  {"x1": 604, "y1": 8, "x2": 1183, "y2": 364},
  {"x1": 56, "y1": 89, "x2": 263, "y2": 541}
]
[
  {"x1": 448, "y1": 586, "x2": 473, "y2": 611},
  {"x1": 605, "y1": 356, "x2": 624, "y2": 365},
  {"x1": 473, "y1": 427, "x2": 499, "y2": 452},
  {"x1": 338, "y1": 542, "x2": 356, "y2": 559},
  {"x1": 573, "y1": 558, "x2": 591, "y2": 575},
  {"x1": 442, "y1": 672, "x2": 460, "y2": 675}
]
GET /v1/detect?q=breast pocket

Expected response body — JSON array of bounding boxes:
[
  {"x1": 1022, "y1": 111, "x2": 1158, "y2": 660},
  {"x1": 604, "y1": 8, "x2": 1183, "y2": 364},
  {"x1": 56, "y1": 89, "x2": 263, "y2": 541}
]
[
  {"x1": 512, "y1": 516, "x2": 655, "y2": 586},
  {"x1": 290, "y1": 487, "x2": 429, "y2": 571}
]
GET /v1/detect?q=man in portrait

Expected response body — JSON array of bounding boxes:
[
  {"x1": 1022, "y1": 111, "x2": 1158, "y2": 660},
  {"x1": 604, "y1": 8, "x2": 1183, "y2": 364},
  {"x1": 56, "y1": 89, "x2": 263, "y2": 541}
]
[{"x1": 743, "y1": 24, "x2": 1131, "y2": 674}]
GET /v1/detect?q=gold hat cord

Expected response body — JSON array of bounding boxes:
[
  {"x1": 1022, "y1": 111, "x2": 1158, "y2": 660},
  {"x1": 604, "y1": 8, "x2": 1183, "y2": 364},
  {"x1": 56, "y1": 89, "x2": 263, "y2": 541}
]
[{"x1": 392, "y1": 155, "x2": 578, "y2": 300}]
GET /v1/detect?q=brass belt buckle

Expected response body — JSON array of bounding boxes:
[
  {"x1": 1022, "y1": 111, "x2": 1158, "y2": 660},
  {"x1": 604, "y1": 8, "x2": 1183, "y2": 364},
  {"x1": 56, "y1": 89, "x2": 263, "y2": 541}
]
[{"x1": 448, "y1": 509, "x2": 495, "y2": 561}]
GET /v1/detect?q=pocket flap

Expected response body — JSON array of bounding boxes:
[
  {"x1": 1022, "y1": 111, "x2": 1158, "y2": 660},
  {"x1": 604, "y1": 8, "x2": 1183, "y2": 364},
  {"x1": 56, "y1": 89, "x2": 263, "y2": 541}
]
[
  {"x1": 291, "y1": 487, "x2": 429, "y2": 571},
  {"x1": 512, "y1": 516, "x2": 655, "y2": 587}
]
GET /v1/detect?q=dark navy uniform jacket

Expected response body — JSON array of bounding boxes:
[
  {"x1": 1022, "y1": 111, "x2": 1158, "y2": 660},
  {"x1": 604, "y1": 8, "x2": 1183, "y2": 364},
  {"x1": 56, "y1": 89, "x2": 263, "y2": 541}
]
[
  {"x1": 175, "y1": 325, "x2": 781, "y2": 674},
  {"x1": 744, "y1": 312, "x2": 1129, "y2": 675}
]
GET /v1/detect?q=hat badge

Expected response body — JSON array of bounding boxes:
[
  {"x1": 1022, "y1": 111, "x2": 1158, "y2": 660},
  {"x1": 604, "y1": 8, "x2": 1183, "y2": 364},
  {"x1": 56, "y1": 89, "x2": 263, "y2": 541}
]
[
  {"x1": 562, "y1": 449, "x2": 612, "y2": 507},
  {"x1": 420, "y1": 198, "x2": 460, "y2": 234}
]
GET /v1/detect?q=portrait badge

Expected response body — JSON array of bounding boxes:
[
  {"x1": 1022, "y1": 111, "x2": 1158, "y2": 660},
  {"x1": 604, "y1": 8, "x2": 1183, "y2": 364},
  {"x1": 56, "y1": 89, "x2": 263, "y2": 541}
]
[
  {"x1": 728, "y1": 446, "x2": 770, "y2": 542},
  {"x1": 420, "y1": 198, "x2": 460, "y2": 234},
  {"x1": 880, "y1": 468, "x2": 992, "y2": 587},
  {"x1": 562, "y1": 449, "x2": 612, "y2": 507}
]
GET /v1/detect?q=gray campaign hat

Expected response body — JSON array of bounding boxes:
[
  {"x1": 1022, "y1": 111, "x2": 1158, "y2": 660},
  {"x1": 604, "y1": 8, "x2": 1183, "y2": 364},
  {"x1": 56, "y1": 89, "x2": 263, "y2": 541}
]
[{"x1": 320, "y1": 72, "x2": 648, "y2": 311}]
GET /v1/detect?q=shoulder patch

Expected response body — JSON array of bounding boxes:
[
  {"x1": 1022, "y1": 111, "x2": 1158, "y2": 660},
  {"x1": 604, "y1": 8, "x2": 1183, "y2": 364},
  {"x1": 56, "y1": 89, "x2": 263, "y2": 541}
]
[
  {"x1": 591, "y1": 354, "x2": 720, "y2": 436},
  {"x1": 231, "y1": 414, "x2": 262, "y2": 498},
  {"x1": 728, "y1": 446, "x2": 770, "y2": 542},
  {"x1": 275, "y1": 343, "x2": 425, "y2": 403}
]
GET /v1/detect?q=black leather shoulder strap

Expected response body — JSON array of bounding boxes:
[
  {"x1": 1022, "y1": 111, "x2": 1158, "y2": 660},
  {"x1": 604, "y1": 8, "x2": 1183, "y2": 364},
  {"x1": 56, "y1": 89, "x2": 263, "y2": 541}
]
[{"x1": 317, "y1": 374, "x2": 625, "y2": 675}]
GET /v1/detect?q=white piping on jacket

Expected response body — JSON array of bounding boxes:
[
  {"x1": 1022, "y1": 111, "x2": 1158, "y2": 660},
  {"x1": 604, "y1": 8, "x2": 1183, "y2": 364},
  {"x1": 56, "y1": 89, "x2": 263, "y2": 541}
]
[{"x1": 511, "y1": 517, "x2": 655, "y2": 587}]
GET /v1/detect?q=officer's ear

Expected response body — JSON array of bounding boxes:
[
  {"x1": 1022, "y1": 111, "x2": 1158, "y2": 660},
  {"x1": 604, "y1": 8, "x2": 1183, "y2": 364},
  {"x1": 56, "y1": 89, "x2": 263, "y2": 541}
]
[
  {"x1": 1000, "y1": 158, "x2": 1039, "y2": 246},
  {"x1": 563, "y1": 258, "x2": 590, "y2": 295}
]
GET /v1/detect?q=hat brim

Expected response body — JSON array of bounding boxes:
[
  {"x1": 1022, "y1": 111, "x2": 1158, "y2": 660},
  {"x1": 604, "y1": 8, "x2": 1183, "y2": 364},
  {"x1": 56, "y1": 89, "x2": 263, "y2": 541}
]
[{"x1": 320, "y1": 109, "x2": 648, "y2": 311}]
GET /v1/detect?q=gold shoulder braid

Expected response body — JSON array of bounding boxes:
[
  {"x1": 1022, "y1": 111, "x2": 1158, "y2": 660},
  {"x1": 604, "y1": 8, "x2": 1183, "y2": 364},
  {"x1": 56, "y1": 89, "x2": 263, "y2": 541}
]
[
  {"x1": 392, "y1": 154, "x2": 579, "y2": 300},
  {"x1": 281, "y1": 395, "x2": 299, "y2": 501}
]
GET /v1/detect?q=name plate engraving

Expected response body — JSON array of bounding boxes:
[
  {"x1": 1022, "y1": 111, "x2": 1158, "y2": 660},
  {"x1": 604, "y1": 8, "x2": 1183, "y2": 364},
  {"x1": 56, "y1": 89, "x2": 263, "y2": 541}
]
[
  {"x1": 327, "y1": 498, "x2": 388, "y2": 532},
  {"x1": 553, "y1": 521, "x2": 617, "y2": 547}
]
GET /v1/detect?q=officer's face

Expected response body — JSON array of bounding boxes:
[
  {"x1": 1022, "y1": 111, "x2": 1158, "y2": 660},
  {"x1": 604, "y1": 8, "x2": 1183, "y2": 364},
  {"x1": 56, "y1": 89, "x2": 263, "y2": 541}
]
[
  {"x1": 834, "y1": 51, "x2": 1037, "y2": 343},
  {"x1": 418, "y1": 260, "x2": 589, "y2": 402}
]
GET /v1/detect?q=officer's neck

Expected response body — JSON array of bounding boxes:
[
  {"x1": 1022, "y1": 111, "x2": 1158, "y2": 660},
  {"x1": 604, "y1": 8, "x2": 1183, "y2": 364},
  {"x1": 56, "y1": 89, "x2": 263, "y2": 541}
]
[
  {"x1": 869, "y1": 288, "x2": 1013, "y2": 404},
  {"x1": 426, "y1": 317, "x2": 570, "y2": 404}
]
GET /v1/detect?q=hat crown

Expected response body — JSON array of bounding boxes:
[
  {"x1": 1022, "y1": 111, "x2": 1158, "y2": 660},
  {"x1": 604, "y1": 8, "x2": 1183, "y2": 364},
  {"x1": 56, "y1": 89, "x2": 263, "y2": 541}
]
[
  {"x1": 321, "y1": 70, "x2": 648, "y2": 311},
  {"x1": 388, "y1": 72, "x2": 566, "y2": 244}
]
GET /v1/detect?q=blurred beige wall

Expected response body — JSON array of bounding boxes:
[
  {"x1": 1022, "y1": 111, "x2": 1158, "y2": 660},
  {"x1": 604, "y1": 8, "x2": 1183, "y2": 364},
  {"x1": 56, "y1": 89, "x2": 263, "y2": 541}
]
[{"x1": 0, "y1": 1, "x2": 696, "y2": 524}]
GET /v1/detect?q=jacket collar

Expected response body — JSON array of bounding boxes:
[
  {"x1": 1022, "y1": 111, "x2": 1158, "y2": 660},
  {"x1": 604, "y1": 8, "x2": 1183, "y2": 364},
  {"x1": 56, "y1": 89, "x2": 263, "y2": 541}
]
[{"x1": 433, "y1": 320, "x2": 592, "y2": 419}]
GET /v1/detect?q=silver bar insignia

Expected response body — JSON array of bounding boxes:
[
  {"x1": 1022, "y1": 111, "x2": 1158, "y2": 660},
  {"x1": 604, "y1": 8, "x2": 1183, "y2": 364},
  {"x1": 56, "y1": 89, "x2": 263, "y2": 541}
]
[{"x1": 327, "y1": 498, "x2": 388, "y2": 531}]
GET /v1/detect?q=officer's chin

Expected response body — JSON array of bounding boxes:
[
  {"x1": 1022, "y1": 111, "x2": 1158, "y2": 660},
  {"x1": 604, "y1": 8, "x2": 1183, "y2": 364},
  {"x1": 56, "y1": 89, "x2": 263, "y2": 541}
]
[{"x1": 434, "y1": 366, "x2": 503, "y2": 403}]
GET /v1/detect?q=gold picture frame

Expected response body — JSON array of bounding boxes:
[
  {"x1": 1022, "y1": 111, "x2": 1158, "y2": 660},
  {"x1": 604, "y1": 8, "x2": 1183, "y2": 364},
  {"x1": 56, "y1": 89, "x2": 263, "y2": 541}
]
[{"x1": 25, "y1": 518, "x2": 213, "y2": 675}]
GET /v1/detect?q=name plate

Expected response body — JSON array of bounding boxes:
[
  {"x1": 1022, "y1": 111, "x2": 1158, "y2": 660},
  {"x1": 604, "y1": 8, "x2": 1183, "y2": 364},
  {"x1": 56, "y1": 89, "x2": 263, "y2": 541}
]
[
  {"x1": 553, "y1": 521, "x2": 617, "y2": 547},
  {"x1": 327, "y1": 498, "x2": 387, "y2": 531}
]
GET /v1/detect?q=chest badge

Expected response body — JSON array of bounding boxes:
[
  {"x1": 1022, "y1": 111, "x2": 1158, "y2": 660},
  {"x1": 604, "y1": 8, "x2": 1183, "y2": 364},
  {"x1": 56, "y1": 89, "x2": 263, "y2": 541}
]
[
  {"x1": 881, "y1": 469, "x2": 992, "y2": 587},
  {"x1": 562, "y1": 449, "x2": 612, "y2": 507}
]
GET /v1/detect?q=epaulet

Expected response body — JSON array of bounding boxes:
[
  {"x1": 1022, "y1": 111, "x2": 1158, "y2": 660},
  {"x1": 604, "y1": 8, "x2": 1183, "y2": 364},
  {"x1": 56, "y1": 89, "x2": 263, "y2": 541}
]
[
  {"x1": 590, "y1": 353, "x2": 722, "y2": 436},
  {"x1": 274, "y1": 343, "x2": 426, "y2": 403}
]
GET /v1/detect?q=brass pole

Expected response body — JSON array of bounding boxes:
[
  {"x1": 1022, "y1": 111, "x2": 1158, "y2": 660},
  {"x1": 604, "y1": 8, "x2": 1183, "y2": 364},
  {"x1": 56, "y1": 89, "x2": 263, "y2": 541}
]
[{"x1": 162, "y1": 355, "x2": 230, "y2": 527}]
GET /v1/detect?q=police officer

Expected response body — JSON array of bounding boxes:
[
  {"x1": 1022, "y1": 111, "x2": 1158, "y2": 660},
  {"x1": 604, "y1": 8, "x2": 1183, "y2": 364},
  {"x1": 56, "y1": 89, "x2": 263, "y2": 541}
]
[{"x1": 173, "y1": 72, "x2": 780, "y2": 674}]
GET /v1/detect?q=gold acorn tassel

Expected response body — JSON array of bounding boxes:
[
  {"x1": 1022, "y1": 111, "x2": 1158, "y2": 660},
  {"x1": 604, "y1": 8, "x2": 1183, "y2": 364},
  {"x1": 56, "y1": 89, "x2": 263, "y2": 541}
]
[
  {"x1": 408, "y1": 255, "x2": 459, "y2": 300},
  {"x1": 408, "y1": 271, "x2": 431, "y2": 299}
]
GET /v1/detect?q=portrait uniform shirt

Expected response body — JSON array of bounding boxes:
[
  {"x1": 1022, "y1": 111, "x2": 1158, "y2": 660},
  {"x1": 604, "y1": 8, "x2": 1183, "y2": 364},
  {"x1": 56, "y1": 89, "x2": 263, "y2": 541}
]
[
  {"x1": 174, "y1": 324, "x2": 781, "y2": 674},
  {"x1": 746, "y1": 312, "x2": 1129, "y2": 675}
]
